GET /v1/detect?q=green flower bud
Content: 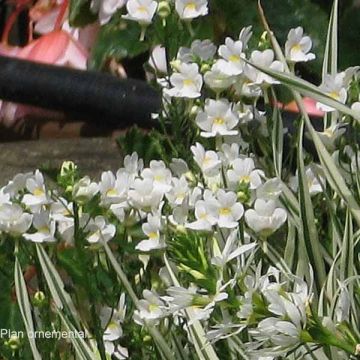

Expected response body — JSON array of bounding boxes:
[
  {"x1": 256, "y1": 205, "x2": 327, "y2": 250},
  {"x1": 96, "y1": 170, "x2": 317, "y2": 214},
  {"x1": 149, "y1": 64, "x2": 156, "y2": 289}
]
[
  {"x1": 200, "y1": 63, "x2": 211, "y2": 74},
  {"x1": 157, "y1": 1, "x2": 171, "y2": 18},
  {"x1": 33, "y1": 291, "x2": 46, "y2": 307},
  {"x1": 5, "y1": 335, "x2": 21, "y2": 351}
]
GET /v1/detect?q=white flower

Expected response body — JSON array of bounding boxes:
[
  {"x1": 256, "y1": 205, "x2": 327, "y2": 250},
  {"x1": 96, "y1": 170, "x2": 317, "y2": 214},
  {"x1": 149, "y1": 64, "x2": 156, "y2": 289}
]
[
  {"x1": 256, "y1": 178, "x2": 283, "y2": 201},
  {"x1": 227, "y1": 157, "x2": 264, "y2": 189},
  {"x1": 22, "y1": 170, "x2": 49, "y2": 210},
  {"x1": 244, "y1": 49, "x2": 284, "y2": 85},
  {"x1": 128, "y1": 178, "x2": 163, "y2": 211},
  {"x1": 186, "y1": 190, "x2": 218, "y2": 231},
  {"x1": 175, "y1": 0, "x2": 208, "y2": 20},
  {"x1": 134, "y1": 290, "x2": 167, "y2": 325},
  {"x1": 177, "y1": 39, "x2": 216, "y2": 63},
  {"x1": 166, "y1": 176, "x2": 189, "y2": 206},
  {"x1": 289, "y1": 164, "x2": 325, "y2": 196},
  {"x1": 165, "y1": 63, "x2": 203, "y2": 98},
  {"x1": 195, "y1": 99, "x2": 239, "y2": 137},
  {"x1": 285, "y1": 27, "x2": 315, "y2": 63},
  {"x1": 316, "y1": 123, "x2": 346, "y2": 151},
  {"x1": 141, "y1": 160, "x2": 172, "y2": 193},
  {"x1": 91, "y1": 0, "x2": 126, "y2": 25},
  {"x1": 218, "y1": 37, "x2": 245, "y2": 76},
  {"x1": 100, "y1": 294, "x2": 126, "y2": 342},
  {"x1": 23, "y1": 211, "x2": 56, "y2": 243},
  {"x1": 123, "y1": 152, "x2": 143, "y2": 179},
  {"x1": 211, "y1": 230, "x2": 256, "y2": 267},
  {"x1": 317, "y1": 72, "x2": 347, "y2": 112},
  {"x1": 123, "y1": 0, "x2": 157, "y2": 25},
  {"x1": 0, "y1": 204, "x2": 32, "y2": 235},
  {"x1": 99, "y1": 171, "x2": 129, "y2": 206},
  {"x1": 72, "y1": 176, "x2": 99, "y2": 203},
  {"x1": 204, "y1": 61, "x2": 236, "y2": 91},
  {"x1": 85, "y1": 216, "x2": 116, "y2": 244},
  {"x1": 104, "y1": 342, "x2": 128, "y2": 360},
  {"x1": 239, "y1": 26, "x2": 253, "y2": 50},
  {"x1": 191, "y1": 142, "x2": 221, "y2": 177},
  {"x1": 213, "y1": 189, "x2": 244, "y2": 228},
  {"x1": 245, "y1": 199, "x2": 287, "y2": 236},
  {"x1": 149, "y1": 46, "x2": 168, "y2": 74},
  {"x1": 3, "y1": 172, "x2": 33, "y2": 198},
  {"x1": 136, "y1": 213, "x2": 165, "y2": 251}
]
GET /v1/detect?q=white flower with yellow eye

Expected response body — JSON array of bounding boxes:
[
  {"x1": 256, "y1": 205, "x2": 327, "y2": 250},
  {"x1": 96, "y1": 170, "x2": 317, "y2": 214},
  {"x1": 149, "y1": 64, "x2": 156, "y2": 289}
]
[
  {"x1": 245, "y1": 199, "x2": 287, "y2": 236},
  {"x1": 285, "y1": 27, "x2": 315, "y2": 63},
  {"x1": 191, "y1": 142, "x2": 221, "y2": 177},
  {"x1": 22, "y1": 170, "x2": 49, "y2": 211},
  {"x1": 123, "y1": 0, "x2": 157, "y2": 25},
  {"x1": 136, "y1": 213, "x2": 165, "y2": 252},
  {"x1": 23, "y1": 211, "x2": 56, "y2": 243},
  {"x1": 227, "y1": 157, "x2": 264, "y2": 190},
  {"x1": 166, "y1": 176, "x2": 190, "y2": 207},
  {"x1": 99, "y1": 171, "x2": 129, "y2": 206},
  {"x1": 134, "y1": 290, "x2": 167, "y2": 325},
  {"x1": 85, "y1": 216, "x2": 116, "y2": 244},
  {"x1": 0, "y1": 203, "x2": 32, "y2": 235},
  {"x1": 72, "y1": 176, "x2": 99, "y2": 204},
  {"x1": 175, "y1": 0, "x2": 208, "y2": 20},
  {"x1": 204, "y1": 61, "x2": 236, "y2": 92},
  {"x1": 244, "y1": 49, "x2": 284, "y2": 85},
  {"x1": 317, "y1": 72, "x2": 347, "y2": 112},
  {"x1": 218, "y1": 37, "x2": 245, "y2": 76},
  {"x1": 165, "y1": 63, "x2": 203, "y2": 98},
  {"x1": 128, "y1": 178, "x2": 163, "y2": 211},
  {"x1": 213, "y1": 189, "x2": 244, "y2": 229},
  {"x1": 141, "y1": 160, "x2": 172, "y2": 194},
  {"x1": 196, "y1": 99, "x2": 239, "y2": 138}
]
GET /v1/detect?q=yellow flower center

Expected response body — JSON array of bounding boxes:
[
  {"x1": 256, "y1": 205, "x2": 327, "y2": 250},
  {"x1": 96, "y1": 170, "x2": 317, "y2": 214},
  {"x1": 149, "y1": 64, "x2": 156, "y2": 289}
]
[
  {"x1": 149, "y1": 304, "x2": 159, "y2": 312},
  {"x1": 148, "y1": 232, "x2": 158, "y2": 239},
  {"x1": 33, "y1": 188, "x2": 44, "y2": 196},
  {"x1": 183, "y1": 79, "x2": 194, "y2": 86},
  {"x1": 39, "y1": 226, "x2": 49, "y2": 233},
  {"x1": 219, "y1": 207, "x2": 231, "y2": 216},
  {"x1": 137, "y1": 5, "x2": 148, "y2": 13},
  {"x1": 214, "y1": 117, "x2": 225, "y2": 125},
  {"x1": 185, "y1": 3, "x2": 196, "y2": 11},
  {"x1": 106, "y1": 188, "x2": 118, "y2": 196},
  {"x1": 291, "y1": 44, "x2": 302, "y2": 52},
  {"x1": 108, "y1": 321, "x2": 118, "y2": 330},
  {"x1": 154, "y1": 175, "x2": 163, "y2": 182},
  {"x1": 329, "y1": 91, "x2": 340, "y2": 101},
  {"x1": 240, "y1": 175, "x2": 250, "y2": 183},
  {"x1": 229, "y1": 54, "x2": 240, "y2": 63}
]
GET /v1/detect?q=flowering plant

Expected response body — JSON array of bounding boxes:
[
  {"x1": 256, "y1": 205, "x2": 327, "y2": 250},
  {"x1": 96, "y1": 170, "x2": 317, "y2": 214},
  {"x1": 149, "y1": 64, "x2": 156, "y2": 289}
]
[{"x1": 2, "y1": 1, "x2": 360, "y2": 359}]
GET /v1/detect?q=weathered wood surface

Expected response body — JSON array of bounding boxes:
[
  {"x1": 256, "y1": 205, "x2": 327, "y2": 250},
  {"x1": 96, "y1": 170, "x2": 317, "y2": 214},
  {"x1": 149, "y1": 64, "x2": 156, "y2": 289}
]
[{"x1": 0, "y1": 138, "x2": 123, "y2": 186}]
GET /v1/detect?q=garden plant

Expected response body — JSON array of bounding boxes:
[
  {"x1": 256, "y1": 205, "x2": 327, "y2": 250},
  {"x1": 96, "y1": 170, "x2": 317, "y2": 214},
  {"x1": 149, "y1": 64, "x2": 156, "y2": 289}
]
[{"x1": 2, "y1": 0, "x2": 360, "y2": 359}]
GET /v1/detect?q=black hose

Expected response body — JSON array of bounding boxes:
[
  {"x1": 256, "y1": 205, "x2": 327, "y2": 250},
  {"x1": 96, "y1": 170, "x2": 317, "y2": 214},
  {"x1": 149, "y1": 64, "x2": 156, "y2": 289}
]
[{"x1": 0, "y1": 55, "x2": 161, "y2": 127}]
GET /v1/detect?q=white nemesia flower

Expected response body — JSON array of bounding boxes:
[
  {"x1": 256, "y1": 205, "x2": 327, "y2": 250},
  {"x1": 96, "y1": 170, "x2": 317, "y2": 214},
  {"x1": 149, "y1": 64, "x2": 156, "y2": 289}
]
[
  {"x1": 196, "y1": 99, "x2": 239, "y2": 137},
  {"x1": 244, "y1": 49, "x2": 284, "y2": 85},
  {"x1": 166, "y1": 176, "x2": 189, "y2": 206},
  {"x1": 123, "y1": 152, "x2": 144, "y2": 179},
  {"x1": 23, "y1": 211, "x2": 56, "y2": 243},
  {"x1": 191, "y1": 142, "x2": 221, "y2": 177},
  {"x1": 123, "y1": 0, "x2": 157, "y2": 25},
  {"x1": 91, "y1": 0, "x2": 126, "y2": 25},
  {"x1": 204, "y1": 61, "x2": 236, "y2": 91},
  {"x1": 245, "y1": 199, "x2": 287, "y2": 236},
  {"x1": 136, "y1": 213, "x2": 165, "y2": 251},
  {"x1": 186, "y1": 190, "x2": 218, "y2": 231},
  {"x1": 213, "y1": 189, "x2": 244, "y2": 228},
  {"x1": 316, "y1": 123, "x2": 346, "y2": 151},
  {"x1": 0, "y1": 204, "x2": 32, "y2": 235},
  {"x1": 285, "y1": 27, "x2": 315, "y2": 63},
  {"x1": 128, "y1": 178, "x2": 163, "y2": 210},
  {"x1": 256, "y1": 178, "x2": 283, "y2": 201},
  {"x1": 72, "y1": 176, "x2": 99, "y2": 203},
  {"x1": 317, "y1": 72, "x2": 347, "y2": 112},
  {"x1": 3, "y1": 172, "x2": 33, "y2": 198},
  {"x1": 104, "y1": 342, "x2": 128, "y2": 360},
  {"x1": 149, "y1": 45, "x2": 168, "y2": 74},
  {"x1": 85, "y1": 216, "x2": 116, "y2": 244},
  {"x1": 239, "y1": 26, "x2": 253, "y2": 50},
  {"x1": 141, "y1": 160, "x2": 172, "y2": 193},
  {"x1": 227, "y1": 157, "x2": 264, "y2": 189},
  {"x1": 218, "y1": 37, "x2": 245, "y2": 76},
  {"x1": 22, "y1": 170, "x2": 49, "y2": 210},
  {"x1": 99, "y1": 171, "x2": 129, "y2": 206},
  {"x1": 177, "y1": 39, "x2": 216, "y2": 63},
  {"x1": 290, "y1": 164, "x2": 325, "y2": 196},
  {"x1": 134, "y1": 290, "x2": 167, "y2": 325},
  {"x1": 165, "y1": 63, "x2": 203, "y2": 98},
  {"x1": 175, "y1": 0, "x2": 208, "y2": 20},
  {"x1": 211, "y1": 230, "x2": 256, "y2": 267}
]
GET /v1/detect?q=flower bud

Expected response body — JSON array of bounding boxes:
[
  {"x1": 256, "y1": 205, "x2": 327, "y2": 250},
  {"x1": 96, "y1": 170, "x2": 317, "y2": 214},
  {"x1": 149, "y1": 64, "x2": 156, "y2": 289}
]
[
  {"x1": 60, "y1": 161, "x2": 77, "y2": 177},
  {"x1": 33, "y1": 291, "x2": 46, "y2": 307},
  {"x1": 170, "y1": 59, "x2": 181, "y2": 72},
  {"x1": 200, "y1": 63, "x2": 211, "y2": 74},
  {"x1": 5, "y1": 335, "x2": 21, "y2": 351},
  {"x1": 157, "y1": 1, "x2": 171, "y2": 18}
]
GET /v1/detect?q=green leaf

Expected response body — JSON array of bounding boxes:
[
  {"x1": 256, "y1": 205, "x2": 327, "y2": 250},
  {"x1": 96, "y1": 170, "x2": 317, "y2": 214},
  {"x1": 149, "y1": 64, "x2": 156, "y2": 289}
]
[
  {"x1": 14, "y1": 258, "x2": 42, "y2": 360},
  {"x1": 89, "y1": 20, "x2": 149, "y2": 70},
  {"x1": 69, "y1": 0, "x2": 97, "y2": 28}
]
